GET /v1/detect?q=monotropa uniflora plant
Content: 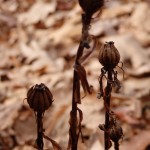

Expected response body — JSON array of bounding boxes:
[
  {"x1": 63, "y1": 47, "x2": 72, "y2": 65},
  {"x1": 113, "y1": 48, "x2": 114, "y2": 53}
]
[
  {"x1": 27, "y1": 83, "x2": 62, "y2": 150},
  {"x1": 68, "y1": 0, "x2": 104, "y2": 150},
  {"x1": 98, "y1": 42, "x2": 123, "y2": 150}
]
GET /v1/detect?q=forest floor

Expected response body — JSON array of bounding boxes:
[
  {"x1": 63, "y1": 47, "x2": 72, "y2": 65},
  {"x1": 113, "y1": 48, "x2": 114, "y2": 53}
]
[{"x1": 0, "y1": 0, "x2": 150, "y2": 150}]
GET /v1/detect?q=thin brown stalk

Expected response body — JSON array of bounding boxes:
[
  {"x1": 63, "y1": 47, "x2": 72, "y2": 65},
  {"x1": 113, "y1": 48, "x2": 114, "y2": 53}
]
[
  {"x1": 104, "y1": 70, "x2": 112, "y2": 150},
  {"x1": 68, "y1": 14, "x2": 91, "y2": 150},
  {"x1": 114, "y1": 141, "x2": 119, "y2": 150},
  {"x1": 36, "y1": 112, "x2": 44, "y2": 150},
  {"x1": 69, "y1": 42, "x2": 86, "y2": 150},
  {"x1": 70, "y1": 72, "x2": 79, "y2": 150},
  {"x1": 68, "y1": 0, "x2": 104, "y2": 147}
]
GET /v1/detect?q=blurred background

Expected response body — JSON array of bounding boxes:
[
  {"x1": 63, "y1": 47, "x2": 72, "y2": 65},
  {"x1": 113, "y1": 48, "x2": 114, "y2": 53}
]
[{"x1": 0, "y1": 0, "x2": 150, "y2": 149}]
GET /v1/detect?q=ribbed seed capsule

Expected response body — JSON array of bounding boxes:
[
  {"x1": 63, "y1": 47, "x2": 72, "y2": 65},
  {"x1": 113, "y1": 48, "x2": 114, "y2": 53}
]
[
  {"x1": 79, "y1": 0, "x2": 104, "y2": 16},
  {"x1": 98, "y1": 41, "x2": 120, "y2": 69},
  {"x1": 27, "y1": 83, "x2": 53, "y2": 112}
]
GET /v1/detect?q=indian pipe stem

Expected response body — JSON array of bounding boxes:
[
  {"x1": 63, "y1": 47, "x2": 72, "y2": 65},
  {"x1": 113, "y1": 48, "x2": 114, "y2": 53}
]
[
  {"x1": 70, "y1": 42, "x2": 84, "y2": 150},
  {"x1": 104, "y1": 70, "x2": 112, "y2": 150},
  {"x1": 70, "y1": 14, "x2": 90, "y2": 150},
  {"x1": 37, "y1": 112, "x2": 44, "y2": 150},
  {"x1": 114, "y1": 141, "x2": 119, "y2": 150}
]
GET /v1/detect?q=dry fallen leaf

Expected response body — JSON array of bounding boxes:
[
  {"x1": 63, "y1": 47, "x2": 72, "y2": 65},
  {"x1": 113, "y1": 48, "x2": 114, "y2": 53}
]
[
  {"x1": 120, "y1": 130, "x2": 150, "y2": 150},
  {"x1": 129, "y1": 2, "x2": 150, "y2": 33},
  {"x1": 101, "y1": 2, "x2": 134, "y2": 19},
  {"x1": 0, "y1": 99, "x2": 22, "y2": 130},
  {"x1": 0, "y1": 0, "x2": 150, "y2": 149},
  {"x1": 18, "y1": 0, "x2": 57, "y2": 26}
]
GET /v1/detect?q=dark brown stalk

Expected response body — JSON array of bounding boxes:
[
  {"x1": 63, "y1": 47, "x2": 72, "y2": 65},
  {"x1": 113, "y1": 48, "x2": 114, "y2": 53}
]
[
  {"x1": 70, "y1": 69, "x2": 79, "y2": 150},
  {"x1": 36, "y1": 112, "x2": 44, "y2": 150},
  {"x1": 69, "y1": 69, "x2": 80, "y2": 150},
  {"x1": 114, "y1": 141, "x2": 119, "y2": 150},
  {"x1": 69, "y1": 42, "x2": 87, "y2": 150},
  {"x1": 104, "y1": 70, "x2": 112, "y2": 150},
  {"x1": 68, "y1": 14, "x2": 91, "y2": 150},
  {"x1": 69, "y1": 0, "x2": 104, "y2": 147}
]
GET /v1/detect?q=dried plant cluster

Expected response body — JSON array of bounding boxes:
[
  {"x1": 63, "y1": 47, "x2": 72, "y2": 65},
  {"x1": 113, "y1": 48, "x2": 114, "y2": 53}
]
[
  {"x1": 27, "y1": 84, "x2": 62, "y2": 150},
  {"x1": 98, "y1": 42, "x2": 123, "y2": 150},
  {"x1": 68, "y1": 0, "x2": 104, "y2": 150},
  {"x1": 26, "y1": 0, "x2": 123, "y2": 150}
]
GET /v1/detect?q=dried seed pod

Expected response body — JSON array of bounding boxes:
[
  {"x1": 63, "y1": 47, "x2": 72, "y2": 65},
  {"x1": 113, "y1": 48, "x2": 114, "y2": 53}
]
[
  {"x1": 79, "y1": 0, "x2": 104, "y2": 16},
  {"x1": 98, "y1": 41, "x2": 120, "y2": 70},
  {"x1": 110, "y1": 123, "x2": 123, "y2": 142},
  {"x1": 27, "y1": 83, "x2": 53, "y2": 112}
]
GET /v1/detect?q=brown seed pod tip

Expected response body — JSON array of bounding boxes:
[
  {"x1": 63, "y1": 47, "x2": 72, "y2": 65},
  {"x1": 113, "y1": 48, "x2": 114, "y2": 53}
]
[
  {"x1": 27, "y1": 83, "x2": 53, "y2": 112},
  {"x1": 98, "y1": 41, "x2": 120, "y2": 69},
  {"x1": 106, "y1": 41, "x2": 114, "y2": 45}
]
